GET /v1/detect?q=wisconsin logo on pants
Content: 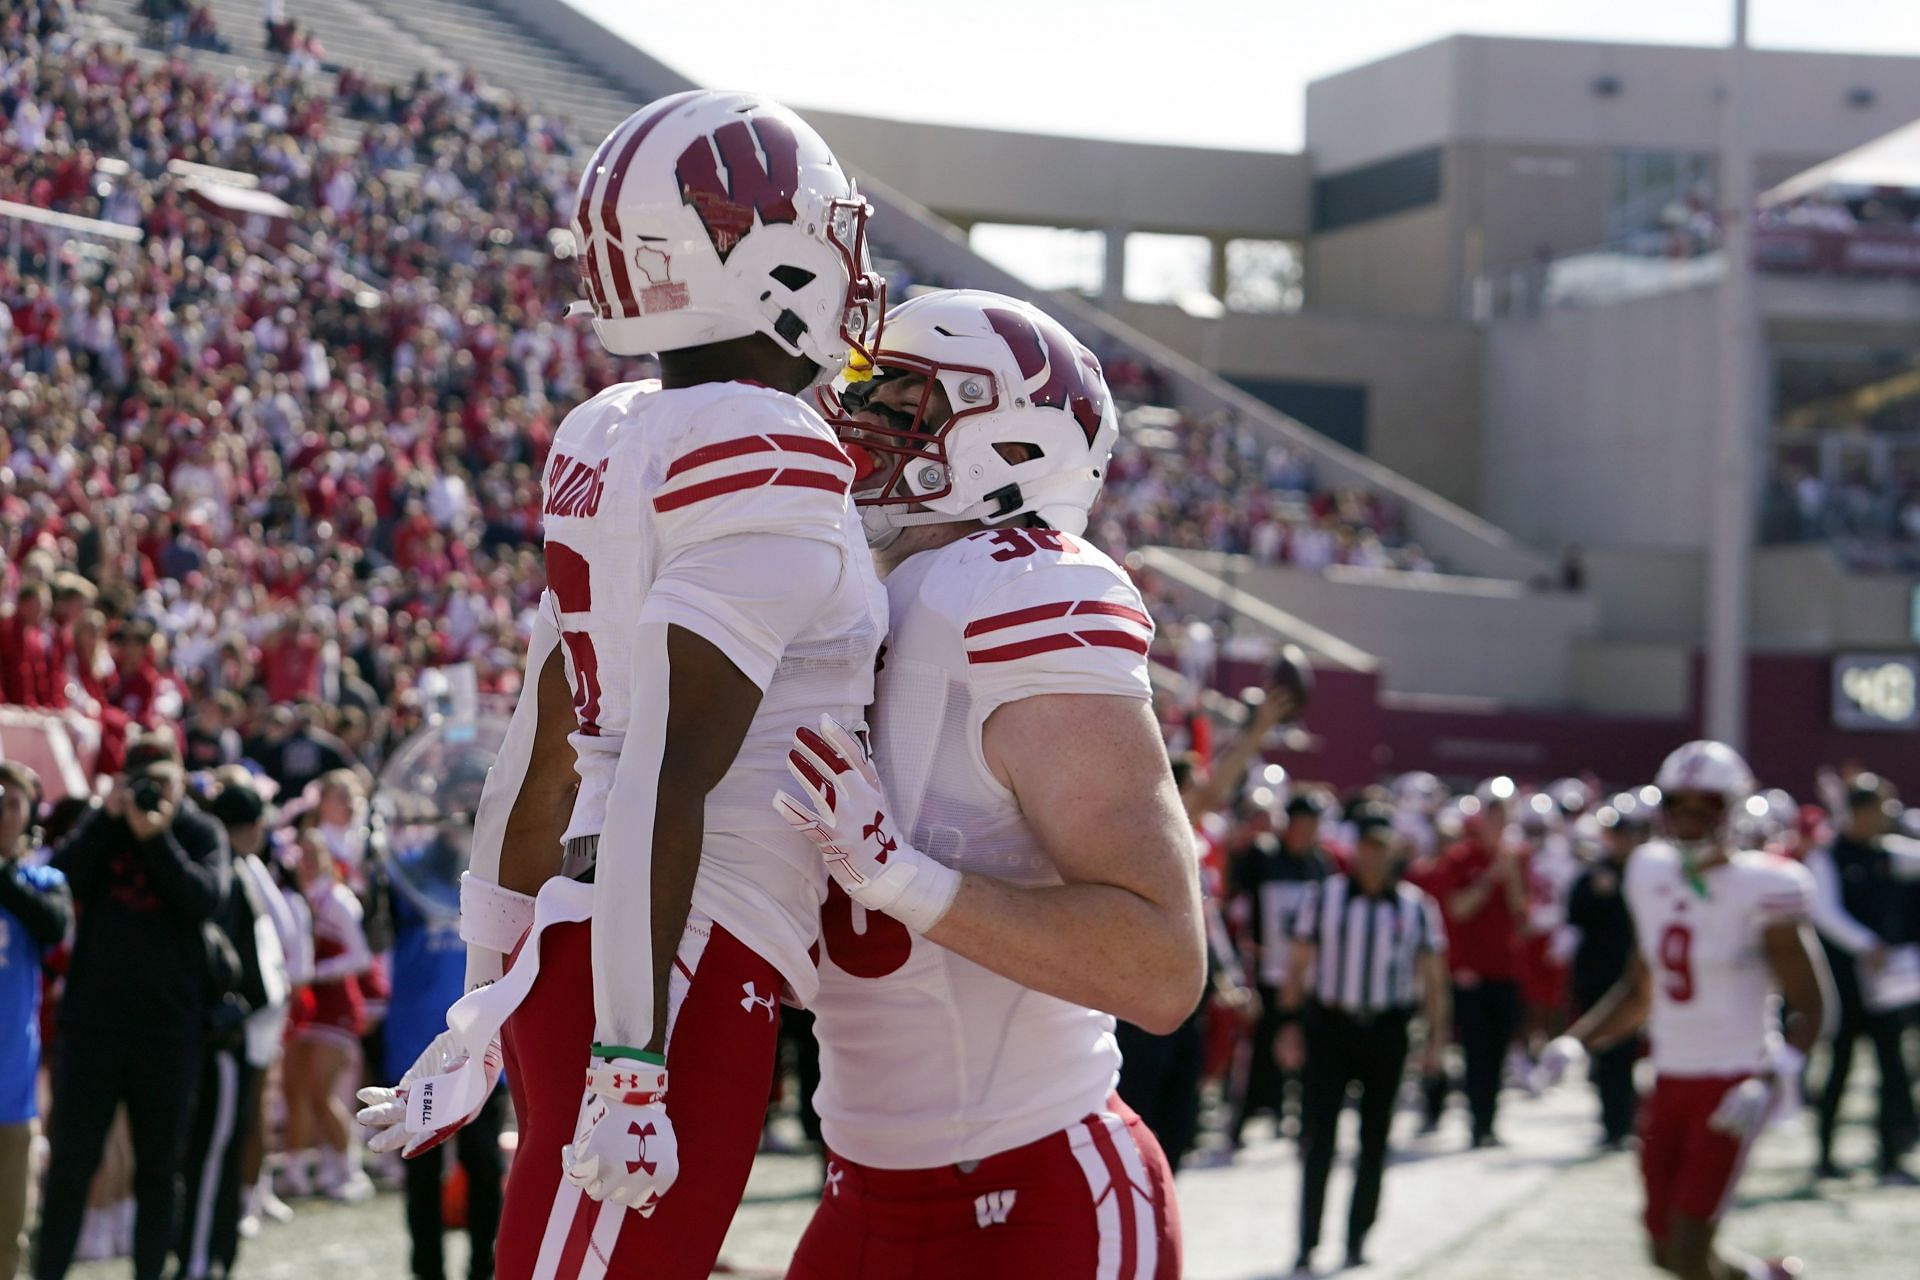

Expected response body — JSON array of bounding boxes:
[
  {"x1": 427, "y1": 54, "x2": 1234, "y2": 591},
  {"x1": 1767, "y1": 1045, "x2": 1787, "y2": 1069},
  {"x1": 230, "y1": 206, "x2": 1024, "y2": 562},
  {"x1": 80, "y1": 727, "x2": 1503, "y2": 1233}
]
[{"x1": 974, "y1": 1190, "x2": 1017, "y2": 1229}]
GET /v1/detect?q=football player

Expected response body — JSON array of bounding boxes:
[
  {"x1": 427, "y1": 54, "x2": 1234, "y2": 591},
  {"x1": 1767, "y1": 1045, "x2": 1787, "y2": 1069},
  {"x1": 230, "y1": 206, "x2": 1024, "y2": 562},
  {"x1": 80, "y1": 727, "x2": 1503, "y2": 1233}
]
[
  {"x1": 358, "y1": 89, "x2": 887, "y2": 1279},
  {"x1": 1538, "y1": 741, "x2": 1831, "y2": 1280},
  {"x1": 774, "y1": 290, "x2": 1205, "y2": 1278}
]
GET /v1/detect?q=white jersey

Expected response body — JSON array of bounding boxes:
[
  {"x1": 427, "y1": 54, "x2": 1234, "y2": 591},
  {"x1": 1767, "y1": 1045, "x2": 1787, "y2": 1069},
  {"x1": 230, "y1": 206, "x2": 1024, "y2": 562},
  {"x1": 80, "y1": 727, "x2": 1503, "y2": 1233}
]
[
  {"x1": 811, "y1": 528, "x2": 1156, "y2": 1168},
  {"x1": 1624, "y1": 842, "x2": 1814, "y2": 1077},
  {"x1": 1526, "y1": 830, "x2": 1581, "y2": 935},
  {"x1": 541, "y1": 378, "x2": 886, "y2": 1014}
]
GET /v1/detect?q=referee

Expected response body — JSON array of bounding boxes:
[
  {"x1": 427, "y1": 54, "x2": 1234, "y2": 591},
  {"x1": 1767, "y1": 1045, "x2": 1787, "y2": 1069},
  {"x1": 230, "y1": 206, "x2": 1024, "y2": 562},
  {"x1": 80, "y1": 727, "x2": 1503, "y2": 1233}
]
[{"x1": 1280, "y1": 805, "x2": 1449, "y2": 1277}]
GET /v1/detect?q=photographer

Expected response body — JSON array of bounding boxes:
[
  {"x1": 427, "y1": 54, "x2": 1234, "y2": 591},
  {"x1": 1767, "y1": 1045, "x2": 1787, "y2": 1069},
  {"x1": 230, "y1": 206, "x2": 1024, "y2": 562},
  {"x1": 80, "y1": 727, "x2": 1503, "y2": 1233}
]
[
  {"x1": 36, "y1": 736, "x2": 231, "y2": 1280},
  {"x1": 3, "y1": 762, "x2": 71, "y2": 1280}
]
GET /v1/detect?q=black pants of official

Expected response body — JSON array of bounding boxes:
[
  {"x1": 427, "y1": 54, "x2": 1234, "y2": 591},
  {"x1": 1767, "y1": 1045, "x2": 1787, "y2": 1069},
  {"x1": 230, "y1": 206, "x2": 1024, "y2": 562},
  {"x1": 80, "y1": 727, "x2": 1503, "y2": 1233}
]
[
  {"x1": 1229, "y1": 987, "x2": 1295, "y2": 1147},
  {"x1": 1574, "y1": 983, "x2": 1639, "y2": 1145},
  {"x1": 1115, "y1": 1004, "x2": 1206, "y2": 1172},
  {"x1": 1452, "y1": 979, "x2": 1521, "y2": 1144},
  {"x1": 404, "y1": 1086, "x2": 505, "y2": 1280},
  {"x1": 1817, "y1": 955, "x2": 1917, "y2": 1173},
  {"x1": 36, "y1": 1028, "x2": 204, "y2": 1280},
  {"x1": 1297, "y1": 1005, "x2": 1411, "y2": 1265},
  {"x1": 175, "y1": 1045, "x2": 261, "y2": 1279}
]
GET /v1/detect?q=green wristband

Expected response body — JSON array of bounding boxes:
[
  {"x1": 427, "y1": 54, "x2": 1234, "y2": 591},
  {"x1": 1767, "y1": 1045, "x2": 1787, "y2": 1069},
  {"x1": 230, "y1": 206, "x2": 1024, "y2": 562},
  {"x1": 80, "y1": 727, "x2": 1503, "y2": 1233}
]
[{"x1": 591, "y1": 1043, "x2": 666, "y2": 1066}]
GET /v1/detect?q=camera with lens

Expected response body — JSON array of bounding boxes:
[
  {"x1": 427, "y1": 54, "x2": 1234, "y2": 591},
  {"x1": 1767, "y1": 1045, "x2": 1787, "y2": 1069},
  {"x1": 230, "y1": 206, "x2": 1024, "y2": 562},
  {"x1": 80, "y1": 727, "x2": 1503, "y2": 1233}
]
[{"x1": 128, "y1": 771, "x2": 171, "y2": 814}]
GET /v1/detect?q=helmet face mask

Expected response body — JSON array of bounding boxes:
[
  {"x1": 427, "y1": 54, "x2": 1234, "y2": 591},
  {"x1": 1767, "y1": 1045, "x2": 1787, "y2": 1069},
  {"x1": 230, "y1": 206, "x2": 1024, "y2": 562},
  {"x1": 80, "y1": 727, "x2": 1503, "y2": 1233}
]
[
  {"x1": 1652, "y1": 739, "x2": 1755, "y2": 857},
  {"x1": 821, "y1": 290, "x2": 1117, "y2": 544}
]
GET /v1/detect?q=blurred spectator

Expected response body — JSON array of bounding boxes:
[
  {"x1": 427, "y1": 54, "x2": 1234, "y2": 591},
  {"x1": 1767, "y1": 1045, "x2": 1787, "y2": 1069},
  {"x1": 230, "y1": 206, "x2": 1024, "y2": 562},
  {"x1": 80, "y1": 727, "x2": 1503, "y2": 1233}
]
[
  {"x1": 1226, "y1": 792, "x2": 1331, "y2": 1150},
  {"x1": 38, "y1": 735, "x2": 231, "y2": 1280},
  {"x1": 175, "y1": 778, "x2": 285, "y2": 1280},
  {"x1": 278, "y1": 823, "x2": 372, "y2": 1204},
  {"x1": 1805, "y1": 778, "x2": 1920, "y2": 1182},
  {"x1": 383, "y1": 814, "x2": 501, "y2": 1280},
  {"x1": 1562, "y1": 799, "x2": 1647, "y2": 1148},
  {"x1": 1, "y1": 762, "x2": 71, "y2": 1280},
  {"x1": 0, "y1": 583, "x2": 56, "y2": 707},
  {"x1": 1422, "y1": 790, "x2": 1528, "y2": 1148}
]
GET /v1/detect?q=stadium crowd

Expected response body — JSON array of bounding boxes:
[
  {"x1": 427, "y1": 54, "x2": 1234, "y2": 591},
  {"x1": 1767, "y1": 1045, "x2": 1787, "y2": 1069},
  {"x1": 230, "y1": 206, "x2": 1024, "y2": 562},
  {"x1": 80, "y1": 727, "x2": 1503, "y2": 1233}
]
[{"x1": 2, "y1": 4, "x2": 1917, "y2": 1279}]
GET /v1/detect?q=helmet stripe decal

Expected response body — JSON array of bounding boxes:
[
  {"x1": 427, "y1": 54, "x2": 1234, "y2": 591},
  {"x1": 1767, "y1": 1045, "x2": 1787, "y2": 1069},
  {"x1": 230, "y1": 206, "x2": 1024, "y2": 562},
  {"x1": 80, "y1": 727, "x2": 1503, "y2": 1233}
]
[
  {"x1": 595, "y1": 98, "x2": 684, "y2": 318},
  {"x1": 573, "y1": 115, "x2": 633, "y2": 318}
]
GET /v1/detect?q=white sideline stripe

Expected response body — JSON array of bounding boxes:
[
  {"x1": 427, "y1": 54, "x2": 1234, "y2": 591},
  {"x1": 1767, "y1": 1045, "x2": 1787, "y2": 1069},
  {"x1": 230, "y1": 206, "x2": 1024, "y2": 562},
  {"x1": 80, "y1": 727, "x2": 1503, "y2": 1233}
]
[
  {"x1": 1067, "y1": 1119, "x2": 1122, "y2": 1280},
  {"x1": 185, "y1": 1050, "x2": 239, "y2": 1277},
  {"x1": 1101, "y1": 1112, "x2": 1158, "y2": 1279},
  {"x1": 533, "y1": 1162, "x2": 585, "y2": 1278}
]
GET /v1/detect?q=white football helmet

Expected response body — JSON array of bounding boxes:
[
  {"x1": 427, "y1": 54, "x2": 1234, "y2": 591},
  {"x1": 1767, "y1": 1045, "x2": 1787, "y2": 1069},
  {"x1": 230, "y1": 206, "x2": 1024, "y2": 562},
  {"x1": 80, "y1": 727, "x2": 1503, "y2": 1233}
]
[
  {"x1": 1654, "y1": 740, "x2": 1755, "y2": 806},
  {"x1": 1391, "y1": 771, "x2": 1447, "y2": 815},
  {"x1": 567, "y1": 90, "x2": 884, "y2": 374},
  {"x1": 821, "y1": 289, "x2": 1118, "y2": 544}
]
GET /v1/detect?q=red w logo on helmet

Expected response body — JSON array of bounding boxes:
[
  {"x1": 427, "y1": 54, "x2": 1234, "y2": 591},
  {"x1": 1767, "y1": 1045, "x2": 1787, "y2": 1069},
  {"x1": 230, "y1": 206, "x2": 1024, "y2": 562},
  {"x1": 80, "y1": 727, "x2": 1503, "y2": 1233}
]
[
  {"x1": 676, "y1": 117, "x2": 802, "y2": 261},
  {"x1": 983, "y1": 308, "x2": 1108, "y2": 445}
]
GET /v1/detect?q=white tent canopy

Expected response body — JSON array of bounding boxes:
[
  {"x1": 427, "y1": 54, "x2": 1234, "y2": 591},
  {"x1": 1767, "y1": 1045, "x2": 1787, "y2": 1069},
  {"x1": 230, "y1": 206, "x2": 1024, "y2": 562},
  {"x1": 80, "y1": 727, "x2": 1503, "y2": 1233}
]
[{"x1": 1761, "y1": 117, "x2": 1920, "y2": 206}]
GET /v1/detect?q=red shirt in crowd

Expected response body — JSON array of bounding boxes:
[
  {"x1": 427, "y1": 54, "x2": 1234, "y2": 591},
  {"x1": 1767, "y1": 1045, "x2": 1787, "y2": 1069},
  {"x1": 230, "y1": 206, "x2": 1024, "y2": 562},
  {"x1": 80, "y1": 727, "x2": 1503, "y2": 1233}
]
[
  {"x1": 259, "y1": 632, "x2": 323, "y2": 704},
  {"x1": 1425, "y1": 830, "x2": 1529, "y2": 983},
  {"x1": 0, "y1": 612, "x2": 57, "y2": 706}
]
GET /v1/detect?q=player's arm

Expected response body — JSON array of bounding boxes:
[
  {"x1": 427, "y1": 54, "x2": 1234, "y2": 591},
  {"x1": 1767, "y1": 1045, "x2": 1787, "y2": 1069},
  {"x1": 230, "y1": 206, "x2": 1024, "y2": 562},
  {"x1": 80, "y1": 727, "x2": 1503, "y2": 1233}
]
[
  {"x1": 1565, "y1": 948, "x2": 1652, "y2": 1053},
  {"x1": 921, "y1": 693, "x2": 1206, "y2": 1035},
  {"x1": 459, "y1": 595, "x2": 578, "y2": 995},
  {"x1": 1181, "y1": 689, "x2": 1289, "y2": 820},
  {"x1": 1761, "y1": 920, "x2": 1832, "y2": 1058}
]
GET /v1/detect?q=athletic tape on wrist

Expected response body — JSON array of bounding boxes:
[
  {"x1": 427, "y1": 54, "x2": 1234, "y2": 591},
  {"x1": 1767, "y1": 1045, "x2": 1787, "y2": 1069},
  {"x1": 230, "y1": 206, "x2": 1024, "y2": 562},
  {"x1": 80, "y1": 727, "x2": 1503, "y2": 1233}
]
[
  {"x1": 459, "y1": 873, "x2": 536, "y2": 954},
  {"x1": 587, "y1": 1058, "x2": 669, "y2": 1106}
]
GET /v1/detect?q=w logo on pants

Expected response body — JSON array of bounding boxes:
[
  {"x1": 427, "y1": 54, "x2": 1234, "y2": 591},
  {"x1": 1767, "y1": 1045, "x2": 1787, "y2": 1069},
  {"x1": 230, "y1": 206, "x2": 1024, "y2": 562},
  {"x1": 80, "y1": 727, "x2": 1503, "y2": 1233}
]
[{"x1": 973, "y1": 1189, "x2": 1017, "y2": 1228}]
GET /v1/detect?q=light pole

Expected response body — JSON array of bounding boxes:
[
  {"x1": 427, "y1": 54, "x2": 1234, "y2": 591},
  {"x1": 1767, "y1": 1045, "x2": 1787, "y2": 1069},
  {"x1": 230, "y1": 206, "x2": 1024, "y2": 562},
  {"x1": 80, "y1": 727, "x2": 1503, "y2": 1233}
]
[{"x1": 1705, "y1": 0, "x2": 1755, "y2": 750}]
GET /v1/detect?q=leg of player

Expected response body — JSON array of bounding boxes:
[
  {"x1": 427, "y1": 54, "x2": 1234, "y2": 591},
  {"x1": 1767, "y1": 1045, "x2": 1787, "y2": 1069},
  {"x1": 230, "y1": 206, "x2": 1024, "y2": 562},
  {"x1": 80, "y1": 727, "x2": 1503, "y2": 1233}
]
[{"x1": 493, "y1": 910, "x2": 782, "y2": 1280}]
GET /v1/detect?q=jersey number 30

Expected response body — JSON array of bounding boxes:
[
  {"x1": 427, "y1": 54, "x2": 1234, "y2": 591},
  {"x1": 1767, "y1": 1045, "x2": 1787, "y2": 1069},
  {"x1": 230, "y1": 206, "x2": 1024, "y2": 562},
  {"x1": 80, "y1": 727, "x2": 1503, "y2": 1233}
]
[{"x1": 1657, "y1": 923, "x2": 1694, "y2": 1004}]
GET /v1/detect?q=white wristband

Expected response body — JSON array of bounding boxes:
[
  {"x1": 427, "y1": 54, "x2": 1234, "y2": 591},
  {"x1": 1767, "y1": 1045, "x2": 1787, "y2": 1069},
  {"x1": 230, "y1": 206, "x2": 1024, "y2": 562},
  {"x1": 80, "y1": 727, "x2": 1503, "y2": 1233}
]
[
  {"x1": 1768, "y1": 1042, "x2": 1807, "y2": 1081},
  {"x1": 459, "y1": 873, "x2": 536, "y2": 956},
  {"x1": 879, "y1": 854, "x2": 963, "y2": 935}
]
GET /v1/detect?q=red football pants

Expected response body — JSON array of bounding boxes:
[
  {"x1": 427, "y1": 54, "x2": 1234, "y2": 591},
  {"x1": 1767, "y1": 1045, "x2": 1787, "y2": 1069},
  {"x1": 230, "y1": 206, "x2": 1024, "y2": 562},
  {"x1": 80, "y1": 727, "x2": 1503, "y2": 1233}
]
[
  {"x1": 787, "y1": 1097, "x2": 1182, "y2": 1280},
  {"x1": 1639, "y1": 1073, "x2": 1757, "y2": 1242},
  {"x1": 494, "y1": 915, "x2": 782, "y2": 1280}
]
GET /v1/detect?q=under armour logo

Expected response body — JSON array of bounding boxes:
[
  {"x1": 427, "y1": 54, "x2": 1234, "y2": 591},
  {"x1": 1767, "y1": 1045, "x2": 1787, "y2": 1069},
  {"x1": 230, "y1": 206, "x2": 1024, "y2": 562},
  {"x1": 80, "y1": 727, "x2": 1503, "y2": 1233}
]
[
  {"x1": 740, "y1": 983, "x2": 776, "y2": 1020},
  {"x1": 625, "y1": 1121, "x2": 658, "y2": 1176},
  {"x1": 825, "y1": 1163, "x2": 844, "y2": 1197},
  {"x1": 613, "y1": 1073, "x2": 640, "y2": 1091},
  {"x1": 974, "y1": 1189, "x2": 1016, "y2": 1228},
  {"x1": 863, "y1": 812, "x2": 897, "y2": 863}
]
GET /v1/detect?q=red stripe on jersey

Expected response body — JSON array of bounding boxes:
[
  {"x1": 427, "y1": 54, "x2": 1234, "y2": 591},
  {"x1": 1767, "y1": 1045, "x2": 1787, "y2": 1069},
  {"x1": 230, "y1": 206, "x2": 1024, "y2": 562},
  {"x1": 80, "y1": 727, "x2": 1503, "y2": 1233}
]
[
  {"x1": 653, "y1": 468, "x2": 778, "y2": 512},
  {"x1": 663, "y1": 435, "x2": 772, "y2": 481},
  {"x1": 769, "y1": 469, "x2": 849, "y2": 496},
  {"x1": 964, "y1": 601, "x2": 1075, "y2": 638},
  {"x1": 1073, "y1": 600, "x2": 1153, "y2": 628},
  {"x1": 1085, "y1": 1118, "x2": 1140, "y2": 1280},
  {"x1": 767, "y1": 433, "x2": 853, "y2": 464},
  {"x1": 1076, "y1": 630, "x2": 1153, "y2": 655},
  {"x1": 968, "y1": 630, "x2": 1152, "y2": 664},
  {"x1": 652, "y1": 466, "x2": 849, "y2": 512},
  {"x1": 965, "y1": 600, "x2": 1152, "y2": 638}
]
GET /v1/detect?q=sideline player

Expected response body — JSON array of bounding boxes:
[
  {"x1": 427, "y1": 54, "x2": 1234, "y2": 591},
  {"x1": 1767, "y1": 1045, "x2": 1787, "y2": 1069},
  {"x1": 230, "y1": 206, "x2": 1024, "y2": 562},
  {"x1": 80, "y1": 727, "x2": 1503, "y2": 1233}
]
[
  {"x1": 1538, "y1": 741, "x2": 1830, "y2": 1280},
  {"x1": 774, "y1": 290, "x2": 1205, "y2": 1278},
  {"x1": 359, "y1": 89, "x2": 887, "y2": 1279}
]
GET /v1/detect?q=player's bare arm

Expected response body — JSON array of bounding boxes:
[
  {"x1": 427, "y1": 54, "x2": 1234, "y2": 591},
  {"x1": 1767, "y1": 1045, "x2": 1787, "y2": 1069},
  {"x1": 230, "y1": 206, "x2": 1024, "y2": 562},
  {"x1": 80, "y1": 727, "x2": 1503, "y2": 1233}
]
[
  {"x1": 634, "y1": 626, "x2": 765, "y2": 1055},
  {"x1": 1569, "y1": 948, "x2": 1653, "y2": 1053},
  {"x1": 1761, "y1": 920, "x2": 1831, "y2": 1059},
  {"x1": 497, "y1": 638, "x2": 580, "y2": 898},
  {"x1": 916, "y1": 692, "x2": 1205, "y2": 1034},
  {"x1": 1419, "y1": 948, "x2": 1452, "y2": 1071}
]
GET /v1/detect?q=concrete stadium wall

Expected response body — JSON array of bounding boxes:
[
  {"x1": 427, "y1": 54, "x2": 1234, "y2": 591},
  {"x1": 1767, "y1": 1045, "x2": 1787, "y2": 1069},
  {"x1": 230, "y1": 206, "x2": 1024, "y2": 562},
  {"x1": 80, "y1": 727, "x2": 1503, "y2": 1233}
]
[
  {"x1": 1107, "y1": 302, "x2": 1486, "y2": 510},
  {"x1": 1751, "y1": 547, "x2": 1920, "y2": 651},
  {"x1": 795, "y1": 110, "x2": 1308, "y2": 241},
  {"x1": 1305, "y1": 204, "x2": 1456, "y2": 320},
  {"x1": 1164, "y1": 552, "x2": 1598, "y2": 706},
  {"x1": 1481, "y1": 281, "x2": 1721, "y2": 553}
]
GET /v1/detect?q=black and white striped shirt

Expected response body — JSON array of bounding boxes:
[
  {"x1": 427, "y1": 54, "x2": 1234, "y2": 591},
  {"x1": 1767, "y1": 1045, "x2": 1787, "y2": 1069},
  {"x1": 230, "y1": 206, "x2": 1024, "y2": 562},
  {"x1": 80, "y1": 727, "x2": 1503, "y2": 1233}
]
[{"x1": 1292, "y1": 875, "x2": 1446, "y2": 1015}]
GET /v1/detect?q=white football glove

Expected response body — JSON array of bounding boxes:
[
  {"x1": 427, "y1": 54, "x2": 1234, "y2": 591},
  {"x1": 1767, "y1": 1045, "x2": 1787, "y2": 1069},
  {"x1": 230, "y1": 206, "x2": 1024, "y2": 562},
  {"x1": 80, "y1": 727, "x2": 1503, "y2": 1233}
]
[
  {"x1": 356, "y1": 1029, "x2": 503, "y2": 1158},
  {"x1": 1531, "y1": 1035, "x2": 1588, "y2": 1092},
  {"x1": 562, "y1": 1054, "x2": 679, "y2": 1215},
  {"x1": 774, "y1": 715, "x2": 961, "y2": 935},
  {"x1": 1709, "y1": 1043, "x2": 1807, "y2": 1139}
]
